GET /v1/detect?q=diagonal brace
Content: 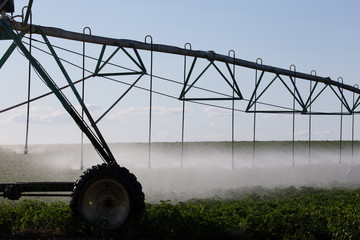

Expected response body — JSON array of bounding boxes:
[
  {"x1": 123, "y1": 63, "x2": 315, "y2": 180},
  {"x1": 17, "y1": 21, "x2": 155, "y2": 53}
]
[
  {"x1": 37, "y1": 27, "x2": 116, "y2": 162},
  {"x1": 0, "y1": 19, "x2": 116, "y2": 163}
]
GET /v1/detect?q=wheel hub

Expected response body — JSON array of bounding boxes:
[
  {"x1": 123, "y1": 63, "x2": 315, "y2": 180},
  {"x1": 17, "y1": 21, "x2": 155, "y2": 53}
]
[
  {"x1": 81, "y1": 178, "x2": 130, "y2": 229},
  {"x1": 97, "y1": 191, "x2": 119, "y2": 216}
]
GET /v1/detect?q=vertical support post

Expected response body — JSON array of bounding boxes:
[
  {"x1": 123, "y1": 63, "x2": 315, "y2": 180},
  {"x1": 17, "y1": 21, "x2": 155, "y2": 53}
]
[
  {"x1": 81, "y1": 27, "x2": 91, "y2": 170},
  {"x1": 145, "y1": 35, "x2": 153, "y2": 169},
  {"x1": 338, "y1": 77, "x2": 344, "y2": 164},
  {"x1": 290, "y1": 65, "x2": 296, "y2": 167},
  {"x1": 181, "y1": 43, "x2": 191, "y2": 168},
  {"x1": 253, "y1": 58, "x2": 262, "y2": 168},
  {"x1": 352, "y1": 84, "x2": 358, "y2": 165},
  {"x1": 309, "y1": 70, "x2": 316, "y2": 164},
  {"x1": 24, "y1": 7, "x2": 32, "y2": 154},
  {"x1": 228, "y1": 50, "x2": 235, "y2": 169}
]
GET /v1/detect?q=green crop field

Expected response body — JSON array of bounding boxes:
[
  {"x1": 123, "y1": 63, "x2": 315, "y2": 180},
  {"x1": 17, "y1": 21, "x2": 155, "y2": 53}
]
[
  {"x1": 1, "y1": 187, "x2": 360, "y2": 239},
  {"x1": 0, "y1": 142, "x2": 360, "y2": 239}
]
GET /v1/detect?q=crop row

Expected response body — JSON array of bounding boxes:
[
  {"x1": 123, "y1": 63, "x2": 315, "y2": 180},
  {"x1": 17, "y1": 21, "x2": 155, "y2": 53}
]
[{"x1": 0, "y1": 186, "x2": 360, "y2": 239}]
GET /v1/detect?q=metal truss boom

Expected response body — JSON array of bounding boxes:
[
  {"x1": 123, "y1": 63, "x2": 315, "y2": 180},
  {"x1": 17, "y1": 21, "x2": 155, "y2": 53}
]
[{"x1": 11, "y1": 21, "x2": 360, "y2": 95}]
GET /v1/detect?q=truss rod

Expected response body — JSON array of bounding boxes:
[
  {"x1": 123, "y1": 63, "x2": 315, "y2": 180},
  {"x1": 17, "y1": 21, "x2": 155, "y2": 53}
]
[{"x1": 11, "y1": 21, "x2": 360, "y2": 95}]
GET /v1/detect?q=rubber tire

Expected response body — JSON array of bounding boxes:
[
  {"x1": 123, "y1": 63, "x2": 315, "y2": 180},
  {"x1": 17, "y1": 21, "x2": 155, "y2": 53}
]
[{"x1": 70, "y1": 163, "x2": 145, "y2": 230}]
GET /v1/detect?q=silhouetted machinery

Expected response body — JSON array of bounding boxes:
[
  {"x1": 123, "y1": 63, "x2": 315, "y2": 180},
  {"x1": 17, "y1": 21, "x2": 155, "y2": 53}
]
[
  {"x1": 0, "y1": 0, "x2": 145, "y2": 230},
  {"x1": 0, "y1": 0, "x2": 359, "y2": 231},
  {"x1": 0, "y1": 0, "x2": 14, "y2": 13}
]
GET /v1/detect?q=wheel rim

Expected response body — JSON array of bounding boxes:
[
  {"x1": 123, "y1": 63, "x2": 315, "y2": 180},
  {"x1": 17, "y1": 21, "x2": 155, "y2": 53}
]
[{"x1": 80, "y1": 177, "x2": 130, "y2": 229}]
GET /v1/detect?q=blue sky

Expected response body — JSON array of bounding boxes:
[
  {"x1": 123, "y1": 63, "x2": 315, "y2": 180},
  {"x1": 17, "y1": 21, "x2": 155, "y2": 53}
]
[{"x1": 0, "y1": 0, "x2": 359, "y2": 144}]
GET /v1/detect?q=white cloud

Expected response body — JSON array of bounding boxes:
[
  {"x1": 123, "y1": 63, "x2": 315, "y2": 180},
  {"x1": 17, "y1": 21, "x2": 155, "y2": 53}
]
[
  {"x1": 75, "y1": 103, "x2": 103, "y2": 113},
  {"x1": 104, "y1": 106, "x2": 147, "y2": 121},
  {"x1": 32, "y1": 110, "x2": 68, "y2": 124},
  {"x1": 104, "y1": 105, "x2": 182, "y2": 121},
  {"x1": 0, "y1": 105, "x2": 70, "y2": 124},
  {"x1": 0, "y1": 112, "x2": 23, "y2": 124},
  {"x1": 0, "y1": 104, "x2": 183, "y2": 126},
  {"x1": 295, "y1": 130, "x2": 308, "y2": 136},
  {"x1": 313, "y1": 130, "x2": 332, "y2": 136},
  {"x1": 152, "y1": 106, "x2": 182, "y2": 115},
  {"x1": 202, "y1": 106, "x2": 230, "y2": 117}
]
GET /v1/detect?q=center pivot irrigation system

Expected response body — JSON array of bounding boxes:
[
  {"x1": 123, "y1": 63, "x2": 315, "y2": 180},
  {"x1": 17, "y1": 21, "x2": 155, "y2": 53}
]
[{"x1": 0, "y1": 0, "x2": 359, "y2": 230}]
